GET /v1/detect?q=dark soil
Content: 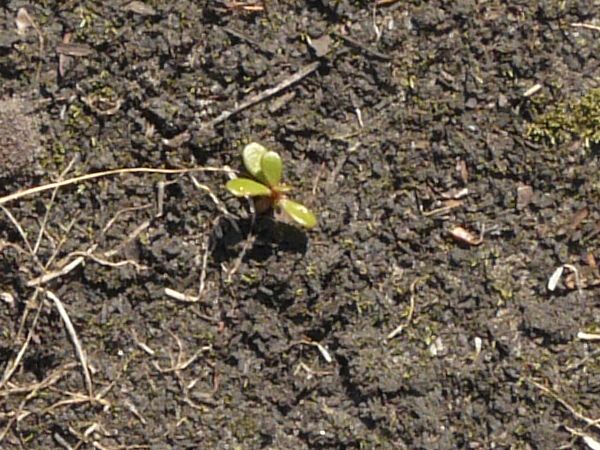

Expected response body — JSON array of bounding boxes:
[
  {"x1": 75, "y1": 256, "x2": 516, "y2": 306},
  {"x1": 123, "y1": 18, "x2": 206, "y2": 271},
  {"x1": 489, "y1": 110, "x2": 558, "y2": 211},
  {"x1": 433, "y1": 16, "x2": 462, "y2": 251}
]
[{"x1": 1, "y1": 1, "x2": 600, "y2": 449}]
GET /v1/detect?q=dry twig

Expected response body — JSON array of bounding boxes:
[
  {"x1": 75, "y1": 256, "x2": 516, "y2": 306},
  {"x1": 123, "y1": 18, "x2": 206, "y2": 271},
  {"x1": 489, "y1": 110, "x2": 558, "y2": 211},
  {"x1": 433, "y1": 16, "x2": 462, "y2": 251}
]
[
  {"x1": 571, "y1": 23, "x2": 600, "y2": 32},
  {"x1": 45, "y1": 290, "x2": 94, "y2": 398},
  {"x1": 202, "y1": 61, "x2": 320, "y2": 131},
  {"x1": 529, "y1": 379, "x2": 600, "y2": 432},
  {"x1": 0, "y1": 166, "x2": 232, "y2": 206}
]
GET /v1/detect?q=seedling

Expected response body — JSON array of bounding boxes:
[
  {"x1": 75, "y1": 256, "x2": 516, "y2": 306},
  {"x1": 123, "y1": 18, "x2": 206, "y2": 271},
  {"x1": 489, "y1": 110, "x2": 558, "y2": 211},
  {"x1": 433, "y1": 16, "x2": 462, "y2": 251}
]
[{"x1": 226, "y1": 143, "x2": 317, "y2": 229}]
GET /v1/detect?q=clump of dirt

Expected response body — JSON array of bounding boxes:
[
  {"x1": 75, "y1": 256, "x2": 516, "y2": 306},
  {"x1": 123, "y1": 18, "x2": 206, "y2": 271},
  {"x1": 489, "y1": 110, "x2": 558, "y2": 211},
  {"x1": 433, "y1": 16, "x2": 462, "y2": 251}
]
[{"x1": 0, "y1": 95, "x2": 44, "y2": 185}]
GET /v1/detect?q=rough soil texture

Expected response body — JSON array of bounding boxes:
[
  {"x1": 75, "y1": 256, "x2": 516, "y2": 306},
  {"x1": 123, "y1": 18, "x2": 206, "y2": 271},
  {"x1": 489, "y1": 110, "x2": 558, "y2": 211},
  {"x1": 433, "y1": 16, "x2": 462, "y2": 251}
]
[{"x1": 1, "y1": 1, "x2": 600, "y2": 449}]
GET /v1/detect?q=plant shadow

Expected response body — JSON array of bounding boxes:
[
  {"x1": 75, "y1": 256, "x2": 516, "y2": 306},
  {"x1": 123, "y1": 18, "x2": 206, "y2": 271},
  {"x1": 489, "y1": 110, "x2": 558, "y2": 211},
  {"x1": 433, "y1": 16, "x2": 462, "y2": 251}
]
[{"x1": 211, "y1": 215, "x2": 309, "y2": 264}]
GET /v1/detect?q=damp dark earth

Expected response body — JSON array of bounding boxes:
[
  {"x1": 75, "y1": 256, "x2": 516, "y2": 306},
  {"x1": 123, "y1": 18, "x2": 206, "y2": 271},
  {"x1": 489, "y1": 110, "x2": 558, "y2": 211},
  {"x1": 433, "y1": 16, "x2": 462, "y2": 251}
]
[{"x1": 1, "y1": 1, "x2": 600, "y2": 449}]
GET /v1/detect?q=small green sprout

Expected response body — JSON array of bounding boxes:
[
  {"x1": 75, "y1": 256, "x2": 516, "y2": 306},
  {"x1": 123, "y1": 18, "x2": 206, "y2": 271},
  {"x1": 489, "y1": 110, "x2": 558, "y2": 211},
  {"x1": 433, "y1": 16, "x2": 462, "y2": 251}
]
[{"x1": 226, "y1": 143, "x2": 317, "y2": 229}]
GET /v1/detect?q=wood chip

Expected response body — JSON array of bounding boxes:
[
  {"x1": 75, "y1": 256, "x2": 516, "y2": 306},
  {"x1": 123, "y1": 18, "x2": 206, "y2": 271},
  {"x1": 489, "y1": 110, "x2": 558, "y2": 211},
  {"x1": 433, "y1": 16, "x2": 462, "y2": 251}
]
[
  {"x1": 308, "y1": 34, "x2": 332, "y2": 57},
  {"x1": 523, "y1": 83, "x2": 543, "y2": 97},
  {"x1": 122, "y1": 1, "x2": 157, "y2": 16},
  {"x1": 59, "y1": 33, "x2": 73, "y2": 77},
  {"x1": 164, "y1": 287, "x2": 199, "y2": 303},
  {"x1": 15, "y1": 8, "x2": 33, "y2": 35},
  {"x1": 422, "y1": 199, "x2": 463, "y2": 216},
  {"x1": 516, "y1": 184, "x2": 533, "y2": 210},
  {"x1": 56, "y1": 43, "x2": 94, "y2": 57},
  {"x1": 547, "y1": 266, "x2": 564, "y2": 291},
  {"x1": 315, "y1": 343, "x2": 333, "y2": 363},
  {"x1": 449, "y1": 226, "x2": 484, "y2": 246}
]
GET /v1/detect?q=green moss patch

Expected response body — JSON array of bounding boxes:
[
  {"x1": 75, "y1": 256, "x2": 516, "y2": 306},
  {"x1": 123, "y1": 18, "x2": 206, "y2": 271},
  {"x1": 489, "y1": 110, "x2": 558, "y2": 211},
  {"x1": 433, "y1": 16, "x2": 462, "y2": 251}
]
[{"x1": 527, "y1": 88, "x2": 600, "y2": 146}]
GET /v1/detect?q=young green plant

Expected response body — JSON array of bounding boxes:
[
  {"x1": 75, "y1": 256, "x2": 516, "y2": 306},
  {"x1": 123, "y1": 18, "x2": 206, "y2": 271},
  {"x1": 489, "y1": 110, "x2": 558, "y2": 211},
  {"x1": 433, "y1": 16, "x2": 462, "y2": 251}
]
[{"x1": 226, "y1": 143, "x2": 317, "y2": 229}]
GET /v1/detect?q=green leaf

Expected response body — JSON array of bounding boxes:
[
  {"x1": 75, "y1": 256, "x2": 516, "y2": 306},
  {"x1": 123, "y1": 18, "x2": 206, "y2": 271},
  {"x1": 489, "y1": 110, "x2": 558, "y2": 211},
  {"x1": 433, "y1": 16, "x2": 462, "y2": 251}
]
[
  {"x1": 242, "y1": 142, "x2": 267, "y2": 178},
  {"x1": 260, "y1": 150, "x2": 282, "y2": 187},
  {"x1": 226, "y1": 178, "x2": 272, "y2": 197},
  {"x1": 278, "y1": 198, "x2": 317, "y2": 229}
]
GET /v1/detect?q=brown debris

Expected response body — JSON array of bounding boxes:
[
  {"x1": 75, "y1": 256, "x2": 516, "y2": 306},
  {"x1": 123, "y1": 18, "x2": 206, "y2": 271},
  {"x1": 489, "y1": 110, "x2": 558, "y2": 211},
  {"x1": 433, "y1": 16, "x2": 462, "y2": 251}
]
[
  {"x1": 568, "y1": 207, "x2": 589, "y2": 231},
  {"x1": 456, "y1": 159, "x2": 469, "y2": 184},
  {"x1": 585, "y1": 253, "x2": 597, "y2": 270}
]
